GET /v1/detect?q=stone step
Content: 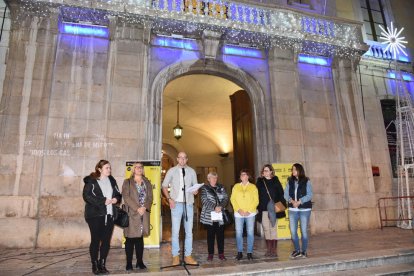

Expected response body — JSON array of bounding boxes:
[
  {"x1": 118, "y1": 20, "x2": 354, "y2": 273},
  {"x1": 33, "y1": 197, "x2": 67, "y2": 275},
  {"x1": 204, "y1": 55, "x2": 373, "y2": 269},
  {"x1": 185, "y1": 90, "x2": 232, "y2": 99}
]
[
  {"x1": 159, "y1": 249, "x2": 414, "y2": 276},
  {"x1": 319, "y1": 263, "x2": 414, "y2": 275}
]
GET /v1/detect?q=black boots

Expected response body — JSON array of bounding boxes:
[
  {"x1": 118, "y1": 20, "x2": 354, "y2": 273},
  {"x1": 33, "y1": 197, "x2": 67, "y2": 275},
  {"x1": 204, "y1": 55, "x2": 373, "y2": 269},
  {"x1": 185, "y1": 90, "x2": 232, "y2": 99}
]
[
  {"x1": 91, "y1": 260, "x2": 100, "y2": 275},
  {"x1": 126, "y1": 261, "x2": 133, "y2": 271},
  {"x1": 247, "y1": 253, "x2": 253, "y2": 260},
  {"x1": 236, "y1": 252, "x2": 243, "y2": 260},
  {"x1": 136, "y1": 260, "x2": 147, "y2": 269},
  {"x1": 98, "y1": 258, "x2": 109, "y2": 274}
]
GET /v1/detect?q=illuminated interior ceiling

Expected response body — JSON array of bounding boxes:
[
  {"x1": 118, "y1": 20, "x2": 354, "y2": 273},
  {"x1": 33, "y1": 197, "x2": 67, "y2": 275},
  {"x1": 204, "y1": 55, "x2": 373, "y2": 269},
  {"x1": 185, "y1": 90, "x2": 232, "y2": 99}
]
[{"x1": 162, "y1": 74, "x2": 242, "y2": 154}]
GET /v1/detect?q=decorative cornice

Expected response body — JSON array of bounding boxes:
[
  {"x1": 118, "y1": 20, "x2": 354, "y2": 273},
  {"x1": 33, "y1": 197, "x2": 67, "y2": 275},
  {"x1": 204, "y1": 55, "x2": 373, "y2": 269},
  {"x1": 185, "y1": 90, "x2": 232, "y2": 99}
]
[{"x1": 13, "y1": 0, "x2": 368, "y2": 57}]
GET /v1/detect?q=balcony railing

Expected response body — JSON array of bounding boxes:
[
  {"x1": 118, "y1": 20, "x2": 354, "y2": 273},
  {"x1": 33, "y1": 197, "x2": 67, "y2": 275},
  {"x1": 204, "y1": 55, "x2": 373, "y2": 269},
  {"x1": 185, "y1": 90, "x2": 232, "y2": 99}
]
[{"x1": 20, "y1": 0, "x2": 366, "y2": 55}]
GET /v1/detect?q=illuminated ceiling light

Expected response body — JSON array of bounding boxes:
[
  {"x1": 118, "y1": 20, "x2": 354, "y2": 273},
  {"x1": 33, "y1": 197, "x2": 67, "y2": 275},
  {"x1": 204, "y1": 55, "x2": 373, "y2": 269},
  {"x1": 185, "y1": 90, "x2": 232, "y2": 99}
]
[
  {"x1": 379, "y1": 22, "x2": 408, "y2": 60},
  {"x1": 173, "y1": 100, "x2": 183, "y2": 140}
]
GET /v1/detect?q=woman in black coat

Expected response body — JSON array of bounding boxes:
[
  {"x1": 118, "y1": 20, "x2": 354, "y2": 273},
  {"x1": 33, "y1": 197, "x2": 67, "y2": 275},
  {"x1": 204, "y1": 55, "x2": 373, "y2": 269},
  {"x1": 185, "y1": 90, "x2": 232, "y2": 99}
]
[
  {"x1": 256, "y1": 164, "x2": 286, "y2": 258},
  {"x1": 83, "y1": 160, "x2": 122, "y2": 275}
]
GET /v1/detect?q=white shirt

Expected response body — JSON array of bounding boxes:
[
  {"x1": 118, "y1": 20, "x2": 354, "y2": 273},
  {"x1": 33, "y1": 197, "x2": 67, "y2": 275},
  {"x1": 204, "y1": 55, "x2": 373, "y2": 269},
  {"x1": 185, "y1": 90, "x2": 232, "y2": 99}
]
[{"x1": 97, "y1": 177, "x2": 113, "y2": 215}]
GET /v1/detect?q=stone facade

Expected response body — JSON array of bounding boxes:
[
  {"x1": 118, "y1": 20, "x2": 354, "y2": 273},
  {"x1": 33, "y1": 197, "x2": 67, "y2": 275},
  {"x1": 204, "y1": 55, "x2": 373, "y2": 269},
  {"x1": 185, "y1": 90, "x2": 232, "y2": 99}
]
[{"x1": 0, "y1": 0, "x2": 410, "y2": 248}]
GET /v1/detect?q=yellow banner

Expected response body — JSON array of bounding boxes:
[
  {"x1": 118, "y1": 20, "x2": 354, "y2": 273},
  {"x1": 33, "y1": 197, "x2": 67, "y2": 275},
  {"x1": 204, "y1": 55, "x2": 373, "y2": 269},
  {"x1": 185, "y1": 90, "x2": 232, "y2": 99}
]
[
  {"x1": 272, "y1": 163, "x2": 293, "y2": 240},
  {"x1": 124, "y1": 161, "x2": 161, "y2": 248}
]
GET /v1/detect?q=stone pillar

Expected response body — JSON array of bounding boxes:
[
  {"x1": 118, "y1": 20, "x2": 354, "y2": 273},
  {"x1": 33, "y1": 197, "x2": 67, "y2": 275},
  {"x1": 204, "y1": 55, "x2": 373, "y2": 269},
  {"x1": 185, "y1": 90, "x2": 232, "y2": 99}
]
[
  {"x1": 331, "y1": 57, "x2": 378, "y2": 230},
  {"x1": 0, "y1": 4, "x2": 59, "y2": 247}
]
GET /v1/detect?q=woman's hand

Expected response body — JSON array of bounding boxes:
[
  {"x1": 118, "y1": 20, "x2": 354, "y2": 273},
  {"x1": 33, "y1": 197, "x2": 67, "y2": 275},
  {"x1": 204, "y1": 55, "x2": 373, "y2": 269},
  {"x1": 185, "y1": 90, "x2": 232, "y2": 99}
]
[
  {"x1": 111, "y1": 198, "x2": 118, "y2": 204},
  {"x1": 105, "y1": 198, "x2": 112, "y2": 205},
  {"x1": 137, "y1": 207, "x2": 146, "y2": 216},
  {"x1": 214, "y1": 206, "x2": 222, "y2": 213}
]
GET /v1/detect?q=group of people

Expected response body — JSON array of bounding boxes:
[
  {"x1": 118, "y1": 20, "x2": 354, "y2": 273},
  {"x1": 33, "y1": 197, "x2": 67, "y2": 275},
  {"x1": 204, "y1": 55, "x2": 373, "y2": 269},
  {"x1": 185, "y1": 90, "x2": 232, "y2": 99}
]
[{"x1": 82, "y1": 152, "x2": 313, "y2": 274}]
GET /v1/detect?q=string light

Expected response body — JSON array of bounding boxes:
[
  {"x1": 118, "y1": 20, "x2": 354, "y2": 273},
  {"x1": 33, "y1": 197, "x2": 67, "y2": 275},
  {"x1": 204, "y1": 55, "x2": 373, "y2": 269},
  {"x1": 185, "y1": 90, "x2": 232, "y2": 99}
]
[{"x1": 17, "y1": 0, "x2": 364, "y2": 58}]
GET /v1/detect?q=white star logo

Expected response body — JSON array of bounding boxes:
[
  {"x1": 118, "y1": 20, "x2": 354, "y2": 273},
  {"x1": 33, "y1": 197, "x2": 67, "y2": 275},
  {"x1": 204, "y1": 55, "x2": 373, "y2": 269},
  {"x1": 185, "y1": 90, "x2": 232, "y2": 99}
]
[{"x1": 379, "y1": 22, "x2": 408, "y2": 60}]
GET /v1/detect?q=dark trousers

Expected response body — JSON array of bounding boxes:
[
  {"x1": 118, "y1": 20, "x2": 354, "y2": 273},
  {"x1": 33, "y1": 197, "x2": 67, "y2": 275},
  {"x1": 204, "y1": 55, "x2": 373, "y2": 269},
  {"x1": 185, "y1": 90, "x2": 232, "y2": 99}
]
[
  {"x1": 206, "y1": 222, "x2": 224, "y2": 254},
  {"x1": 86, "y1": 215, "x2": 114, "y2": 261},
  {"x1": 125, "y1": 237, "x2": 144, "y2": 263}
]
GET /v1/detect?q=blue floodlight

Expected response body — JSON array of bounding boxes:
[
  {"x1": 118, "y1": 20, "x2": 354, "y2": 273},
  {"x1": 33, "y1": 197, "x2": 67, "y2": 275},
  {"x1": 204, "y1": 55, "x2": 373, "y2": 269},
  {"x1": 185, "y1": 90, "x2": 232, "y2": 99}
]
[
  {"x1": 298, "y1": 54, "x2": 331, "y2": 66},
  {"x1": 388, "y1": 72, "x2": 413, "y2": 81},
  {"x1": 223, "y1": 45, "x2": 262, "y2": 58},
  {"x1": 153, "y1": 36, "x2": 198, "y2": 50},
  {"x1": 61, "y1": 22, "x2": 109, "y2": 38}
]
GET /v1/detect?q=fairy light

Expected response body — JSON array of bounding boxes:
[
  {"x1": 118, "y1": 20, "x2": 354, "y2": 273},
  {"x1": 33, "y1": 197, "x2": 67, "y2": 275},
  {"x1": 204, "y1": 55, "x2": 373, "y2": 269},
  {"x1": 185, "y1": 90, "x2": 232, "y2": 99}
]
[{"x1": 16, "y1": 0, "x2": 365, "y2": 58}]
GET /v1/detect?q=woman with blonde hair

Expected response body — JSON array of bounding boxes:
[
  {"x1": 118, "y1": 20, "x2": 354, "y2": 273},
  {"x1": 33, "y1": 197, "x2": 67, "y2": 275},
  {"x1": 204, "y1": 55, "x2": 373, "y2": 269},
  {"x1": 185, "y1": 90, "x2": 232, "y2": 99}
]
[
  {"x1": 199, "y1": 172, "x2": 229, "y2": 261},
  {"x1": 122, "y1": 162, "x2": 153, "y2": 271}
]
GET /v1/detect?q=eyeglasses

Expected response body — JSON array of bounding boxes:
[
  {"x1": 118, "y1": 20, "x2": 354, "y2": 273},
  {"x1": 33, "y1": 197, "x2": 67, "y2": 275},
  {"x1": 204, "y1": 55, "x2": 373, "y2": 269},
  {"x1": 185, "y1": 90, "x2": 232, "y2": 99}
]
[
  {"x1": 135, "y1": 166, "x2": 143, "y2": 169},
  {"x1": 263, "y1": 169, "x2": 271, "y2": 172}
]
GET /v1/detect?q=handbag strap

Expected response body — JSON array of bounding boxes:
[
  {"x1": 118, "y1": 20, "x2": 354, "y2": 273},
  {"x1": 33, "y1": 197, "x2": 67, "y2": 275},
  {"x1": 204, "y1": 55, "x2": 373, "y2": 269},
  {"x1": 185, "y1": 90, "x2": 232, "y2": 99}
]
[{"x1": 262, "y1": 178, "x2": 274, "y2": 202}]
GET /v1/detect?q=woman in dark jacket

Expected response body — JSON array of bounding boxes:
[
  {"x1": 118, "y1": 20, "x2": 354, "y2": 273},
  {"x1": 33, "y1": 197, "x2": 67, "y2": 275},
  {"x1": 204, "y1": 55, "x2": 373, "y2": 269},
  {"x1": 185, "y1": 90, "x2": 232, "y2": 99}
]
[
  {"x1": 256, "y1": 164, "x2": 286, "y2": 258},
  {"x1": 83, "y1": 159, "x2": 122, "y2": 275},
  {"x1": 199, "y1": 172, "x2": 229, "y2": 261},
  {"x1": 283, "y1": 163, "x2": 313, "y2": 259},
  {"x1": 122, "y1": 162, "x2": 153, "y2": 271}
]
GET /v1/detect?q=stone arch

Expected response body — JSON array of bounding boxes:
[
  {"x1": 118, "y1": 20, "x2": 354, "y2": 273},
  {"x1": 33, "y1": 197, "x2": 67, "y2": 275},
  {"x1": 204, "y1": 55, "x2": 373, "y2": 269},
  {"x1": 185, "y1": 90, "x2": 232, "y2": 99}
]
[{"x1": 145, "y1": 59, "x2": 276, "y2": 173}]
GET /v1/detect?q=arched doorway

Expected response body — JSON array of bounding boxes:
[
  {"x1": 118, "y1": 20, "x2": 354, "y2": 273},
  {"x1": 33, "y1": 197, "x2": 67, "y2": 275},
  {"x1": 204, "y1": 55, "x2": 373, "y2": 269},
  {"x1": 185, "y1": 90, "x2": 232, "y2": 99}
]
[{"x1": 145, "y1": 59, "x2": 275, "y2": 172}]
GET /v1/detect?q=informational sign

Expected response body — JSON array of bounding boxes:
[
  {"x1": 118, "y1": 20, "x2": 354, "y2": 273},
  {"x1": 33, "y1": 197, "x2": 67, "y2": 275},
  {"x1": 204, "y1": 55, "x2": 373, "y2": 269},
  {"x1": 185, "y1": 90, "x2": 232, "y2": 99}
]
[
  {"x1": 124, "y1": 160, "x2": 161, "y2": 248},
  {"x1": 272, "y1": 163, "x2": 294, "y2": 240}
]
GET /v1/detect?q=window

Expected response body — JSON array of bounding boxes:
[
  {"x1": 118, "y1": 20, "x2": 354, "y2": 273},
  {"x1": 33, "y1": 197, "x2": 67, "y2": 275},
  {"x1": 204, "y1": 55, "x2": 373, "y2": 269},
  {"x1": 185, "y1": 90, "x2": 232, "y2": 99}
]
[
  {"x1": 360, "y1": 0, "x2": 387, "y2": 41},
  {"x1": 380, "y1": 99, "x2": 397, "y2": 177}
]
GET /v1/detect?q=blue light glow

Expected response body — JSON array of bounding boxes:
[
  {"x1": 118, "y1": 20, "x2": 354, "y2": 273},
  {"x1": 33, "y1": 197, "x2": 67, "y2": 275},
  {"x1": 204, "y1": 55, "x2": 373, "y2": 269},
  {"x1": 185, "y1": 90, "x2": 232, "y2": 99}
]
[
  {"x1": 61, "y1": 22, "x2": 109, "y2": 38},
  {"x1": 223, "y1": 45, "x2": 262, "y2": 58},
  {"x1": 388, "y1": 72, "x2": 413, "y2": 81},
  {"x1": 298, "y1": 54, "x2": 331, "y2": 66},
  {"x1": 153, "y1": 36, "x2": 198, "y2": 50}
]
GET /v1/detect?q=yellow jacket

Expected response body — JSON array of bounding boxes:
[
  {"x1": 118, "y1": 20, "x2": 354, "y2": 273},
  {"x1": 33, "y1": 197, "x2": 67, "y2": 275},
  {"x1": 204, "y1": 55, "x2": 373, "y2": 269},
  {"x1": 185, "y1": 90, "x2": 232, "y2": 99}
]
[{"x1": 230, "y1": 182, "x2": 259, "y2": 213}]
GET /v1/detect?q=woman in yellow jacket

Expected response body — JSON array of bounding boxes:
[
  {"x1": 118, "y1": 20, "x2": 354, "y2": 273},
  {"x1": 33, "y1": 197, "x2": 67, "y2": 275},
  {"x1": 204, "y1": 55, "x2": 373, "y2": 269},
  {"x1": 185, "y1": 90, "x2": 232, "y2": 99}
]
[{"x1": 230, "y1": 169, "x2": 259, "y2": 261}]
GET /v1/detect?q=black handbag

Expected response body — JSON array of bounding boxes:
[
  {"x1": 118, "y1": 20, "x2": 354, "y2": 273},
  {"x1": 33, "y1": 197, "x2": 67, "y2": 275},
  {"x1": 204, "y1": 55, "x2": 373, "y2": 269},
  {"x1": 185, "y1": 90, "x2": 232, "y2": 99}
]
[
  {"x1": 208, "y1": 186, "x2": 233, "y2": 225},
  {"x1": 222, "y1": 209, "x2": 234, "y2": 225},
  {"x1": 114, "y1": 204, "x2": 129, "y2": 228}
]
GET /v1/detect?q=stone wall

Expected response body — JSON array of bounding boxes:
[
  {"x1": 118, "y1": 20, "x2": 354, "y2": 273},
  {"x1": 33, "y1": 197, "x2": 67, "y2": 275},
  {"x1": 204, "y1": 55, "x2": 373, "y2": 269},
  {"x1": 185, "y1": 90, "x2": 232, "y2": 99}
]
[{"x1": 0, "y1": 6, "x2": 394, "y2": 247}]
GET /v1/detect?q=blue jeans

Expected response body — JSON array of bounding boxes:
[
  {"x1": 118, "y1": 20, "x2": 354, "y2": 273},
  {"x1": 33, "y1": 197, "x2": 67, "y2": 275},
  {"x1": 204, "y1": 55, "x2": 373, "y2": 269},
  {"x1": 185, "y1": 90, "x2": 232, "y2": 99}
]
[
  {"x1": 289, "y1": 210, "x2": 311, "y2": 252},
  {"x1": 235, "y1": 216, "x2": 255, "y2": 253},
  {"x1": 171, "y1": 203, "x2": 193, "y2": 257}
]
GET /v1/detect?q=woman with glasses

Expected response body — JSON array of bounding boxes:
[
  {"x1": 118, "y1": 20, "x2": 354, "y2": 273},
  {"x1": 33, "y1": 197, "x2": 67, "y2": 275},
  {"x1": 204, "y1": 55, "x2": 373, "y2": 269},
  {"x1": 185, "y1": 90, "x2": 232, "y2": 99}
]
[
  {"x1": 122, "y1": 162, "x2": 153, "y2": 271},
  {"x1": 284, "y1": 163, "x2": 313, "y2": 259},
  {"x1": 230, "y1": 169, "x2": 259, "y2": 261},
  {"x1": 256, "y1": 164, "x2": 286, "y2": 258}
]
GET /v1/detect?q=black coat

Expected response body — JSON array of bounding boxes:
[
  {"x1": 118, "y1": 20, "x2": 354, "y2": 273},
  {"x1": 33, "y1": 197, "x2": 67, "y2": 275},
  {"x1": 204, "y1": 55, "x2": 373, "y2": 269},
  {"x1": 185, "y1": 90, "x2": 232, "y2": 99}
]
[
  {"x1": 82, "y1": 175, "x2": 122, "y2": 219},
  {"x1": 256, "y1": 176, "x2": 286, "y2": 223}
]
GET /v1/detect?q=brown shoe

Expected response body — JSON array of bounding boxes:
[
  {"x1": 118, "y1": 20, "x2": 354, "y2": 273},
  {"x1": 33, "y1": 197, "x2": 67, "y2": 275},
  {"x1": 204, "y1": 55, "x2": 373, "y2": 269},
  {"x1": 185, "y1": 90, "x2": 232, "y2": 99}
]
[
  {"x1": 184, "y1": 255, "x2": 198, "y2": 265},
  {"x1": 172, "y1": 256, "x2": 180, "y2": 266}
]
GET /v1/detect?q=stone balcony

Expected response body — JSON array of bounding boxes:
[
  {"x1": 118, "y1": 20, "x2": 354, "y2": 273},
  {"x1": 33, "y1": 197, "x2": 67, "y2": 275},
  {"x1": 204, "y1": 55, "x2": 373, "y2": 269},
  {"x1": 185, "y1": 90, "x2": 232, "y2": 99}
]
[{"x1": 14, "y1": 0, "x2": 367, "y2": 57}]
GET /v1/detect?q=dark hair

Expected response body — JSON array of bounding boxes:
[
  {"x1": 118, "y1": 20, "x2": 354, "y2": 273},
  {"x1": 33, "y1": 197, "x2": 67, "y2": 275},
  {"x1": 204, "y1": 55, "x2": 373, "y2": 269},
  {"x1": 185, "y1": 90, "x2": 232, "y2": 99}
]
[
  {"x1": 90, "y1": 159, "x2": 110, "y2": 179},
  {"x1": 239, "y1": 169, "x2": 252, "y2": 182},
  {"x1": 291, "y1": 163, "x2": 307, "y2": 181},
  {"x1": 260, "y1": 164, "x2": 274, "y2": 177}
]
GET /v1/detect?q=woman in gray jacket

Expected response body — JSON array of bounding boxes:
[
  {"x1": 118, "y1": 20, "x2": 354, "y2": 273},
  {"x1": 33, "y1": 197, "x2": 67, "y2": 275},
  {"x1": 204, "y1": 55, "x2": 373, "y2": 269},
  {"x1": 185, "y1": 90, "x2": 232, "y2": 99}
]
[
  {"x1": 199, "y1": 172, "x2": 229, "y2": 261},
  {"x1": 122, "y1": 162, "x2": 153, "y2": 271}
]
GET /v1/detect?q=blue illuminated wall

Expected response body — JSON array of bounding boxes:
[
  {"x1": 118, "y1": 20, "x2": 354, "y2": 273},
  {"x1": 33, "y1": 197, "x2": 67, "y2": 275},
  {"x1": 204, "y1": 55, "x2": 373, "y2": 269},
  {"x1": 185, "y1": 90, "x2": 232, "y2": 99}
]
[{"x1": 150, "y1": 36, "x2": 201, "y2": 82}]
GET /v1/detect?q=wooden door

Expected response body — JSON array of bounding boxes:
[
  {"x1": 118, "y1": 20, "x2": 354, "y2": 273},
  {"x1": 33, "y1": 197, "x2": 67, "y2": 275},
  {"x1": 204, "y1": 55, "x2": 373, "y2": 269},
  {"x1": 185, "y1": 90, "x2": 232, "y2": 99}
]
[{"x1": 230, "y1": 90, "x2": 255, "y2": 183}]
